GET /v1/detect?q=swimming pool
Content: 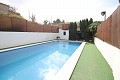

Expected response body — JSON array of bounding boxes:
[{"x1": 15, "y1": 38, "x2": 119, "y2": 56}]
[{"x1": 0, "y1": 41, "x2": 81, "y2": 80}]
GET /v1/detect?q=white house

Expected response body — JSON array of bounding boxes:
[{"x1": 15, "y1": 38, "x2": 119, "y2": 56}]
[{"x1": 58, "y1": 23, "x2": 69, "y2": 40}]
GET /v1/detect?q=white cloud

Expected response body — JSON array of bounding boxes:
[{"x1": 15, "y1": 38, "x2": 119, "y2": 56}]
[
  {"x1": 0, "y1": 0, "x2": 12, "y2": 5},
  {"x1": 38, "y1": 51, "x2": 69, "y2": 80}
]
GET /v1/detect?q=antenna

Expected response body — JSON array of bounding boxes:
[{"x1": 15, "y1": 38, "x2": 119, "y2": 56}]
[
  {"x1": 28, "y1": 11, "x2": 30, "y2": 20},
  {"x1": 51, "y1": 16, "x2": 52, "y2": 24}
]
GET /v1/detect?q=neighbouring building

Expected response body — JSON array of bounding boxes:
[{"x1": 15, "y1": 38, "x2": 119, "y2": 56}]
[
  {"x1": 58, "y1": 23, "x2": 69, "y2": 40},
  {"x1": 0, "y1": 2, "x2": 9, "y2": 14}
]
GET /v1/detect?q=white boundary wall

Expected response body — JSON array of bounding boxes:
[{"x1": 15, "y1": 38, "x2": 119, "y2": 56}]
[
  {"x1": 0, "y1": 32, "x2": 58, "y2": 49},
  {"x1": 95, "y1": 38, "x2": 120, "y2": 80}
]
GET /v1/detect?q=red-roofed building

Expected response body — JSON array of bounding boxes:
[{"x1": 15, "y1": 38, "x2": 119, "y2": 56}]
[{"x1": 59, "y1": 23, "x2": 69, "y2": 30}]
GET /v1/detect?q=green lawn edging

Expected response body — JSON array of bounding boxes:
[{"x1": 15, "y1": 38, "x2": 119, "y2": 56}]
[{"x1": 70, "y1": 43, "x2": 114, "y2": 80}]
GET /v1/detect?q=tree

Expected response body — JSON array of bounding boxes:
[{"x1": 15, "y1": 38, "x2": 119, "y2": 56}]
[
  {"x1": 69, "y1": 22, "x2": 77, "y2": 40},
  {"x1": 43, "y1": 20, "x2": 48, "y2": 25},
  {"x1": 48, "y1": 21, "x2": 51, "y2": 25},
  {"x1": 56, "y1": 19, "x2": 61, "y2": 23},
  {"x1": 88, "y1": 21, "x2": 102, "y2": 42},
  {"x1": 53, "y1": 20, "x2": 56, "y2": 24},
  {"x1": 53, "y1": 18, "x2": 65, "y2": 24},
  {"x1": 79, "y1": 18, "x2": 94, "y2": 42},
  {"x1": 29, "y1": 13, "x2": 36, "y2": 22},
  {"x1": 9, "y1": 6, "x2": 16, "y2": 13},
  {"x1": 89, "y1": 21, "x2": 101, "y2": 32},
  {"x1": 62, "y1": 20, "x2": 65, "y2": 23},
  {"x1": 30, "y1": 14, "x2": 36, "y2": 22},
  {"x1": 73, "y1": 22, "x2": 77, "y2": 39},
  {"x1": 69, "y1": 22, "x2": 74, "y2": 40},
  {"x1": 89, "y1": 18, "x2": 93, "y2": 25}
]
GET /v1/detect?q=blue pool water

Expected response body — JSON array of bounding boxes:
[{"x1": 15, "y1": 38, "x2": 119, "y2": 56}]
[{"x1": 0, "y1": 41, "x2": 81, "y2": 80}]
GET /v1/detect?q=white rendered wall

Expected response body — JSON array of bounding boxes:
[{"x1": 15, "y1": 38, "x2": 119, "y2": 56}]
[
  {"x1": 95, "y1": 38, "x2": 120, "y2": 80},
  {"x1": 59, "y1": 29, "x2": 69, "y2": 40},
  {"x1": 0, "y1": 32, "x2": 58, "y2": 49}
]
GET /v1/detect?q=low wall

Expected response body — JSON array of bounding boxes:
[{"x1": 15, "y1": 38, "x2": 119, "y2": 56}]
[
  {"x1": 0, "y1": 15, "x2": 58, "y2": 32},
  {"x1": 0, "y1": 32, "x2": 58, "y2": 49},
  {"x1": 95, "y1": 38, "x2": 120, "y2": 80},
  {"x1": 96, "y1": 5, "x2": 120, "y2": 49}
]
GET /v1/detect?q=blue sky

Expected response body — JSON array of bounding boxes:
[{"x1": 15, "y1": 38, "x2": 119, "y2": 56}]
[{"x1": 0, "y1": 0, "x2": 119, "y2": 24}]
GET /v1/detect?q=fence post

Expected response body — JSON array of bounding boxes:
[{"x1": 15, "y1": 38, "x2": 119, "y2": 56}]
[
  {"x1": 26, "y1": 20, "x2": 27, "y2": 32},
  {"x1": 11, "y1": 17, "x2": 13, "y2": 31},
  {"x1": 51, "y1": 26, "x2": 52, "y2": 32},
  {"x1": 43, "y1": 25, "x2": 44, "y2": 32}
]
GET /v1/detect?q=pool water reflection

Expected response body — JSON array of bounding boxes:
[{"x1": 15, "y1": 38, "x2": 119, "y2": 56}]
[{"x1": 0, "y1": 41, "x2": 81, "y2": 80}]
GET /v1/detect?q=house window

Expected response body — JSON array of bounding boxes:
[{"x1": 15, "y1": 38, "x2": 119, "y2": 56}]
[{"x1": 63, "y1": 32, "x2": 66, "y2": 35}]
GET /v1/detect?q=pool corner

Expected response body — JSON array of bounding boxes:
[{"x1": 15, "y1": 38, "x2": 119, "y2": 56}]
[{"x1": 53, "y1": 42, "x2": 86, "y2": 80}]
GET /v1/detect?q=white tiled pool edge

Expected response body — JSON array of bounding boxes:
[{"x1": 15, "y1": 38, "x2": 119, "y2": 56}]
[
  {"x1": 53, "y1": 42, "x2": 86, "y2": 80},
  {"x1": 95, "y1": 38, "x2": 120, "y2": 80},
  {"x1": 0, "y1": 40, "x2": 82, "y2": 52},
  {"x1": 0, "y1": 40, "x2": 54, "y2": 52}
]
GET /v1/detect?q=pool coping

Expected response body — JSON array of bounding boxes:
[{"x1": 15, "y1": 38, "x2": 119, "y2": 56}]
[
  {"x1": 0, "y1": 40, "x2": 83, "y2": 53},
  {"x1": 0, "y1": 40, "x2": 54, "y2": 52},
  {"x1": 53, "y1": 42, "x2": 86, "y2": 80}
]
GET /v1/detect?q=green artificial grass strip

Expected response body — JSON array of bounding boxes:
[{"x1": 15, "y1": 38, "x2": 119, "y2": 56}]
[{"x1": 70, "y1": 43, "x2": 114, "y2": 80}]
